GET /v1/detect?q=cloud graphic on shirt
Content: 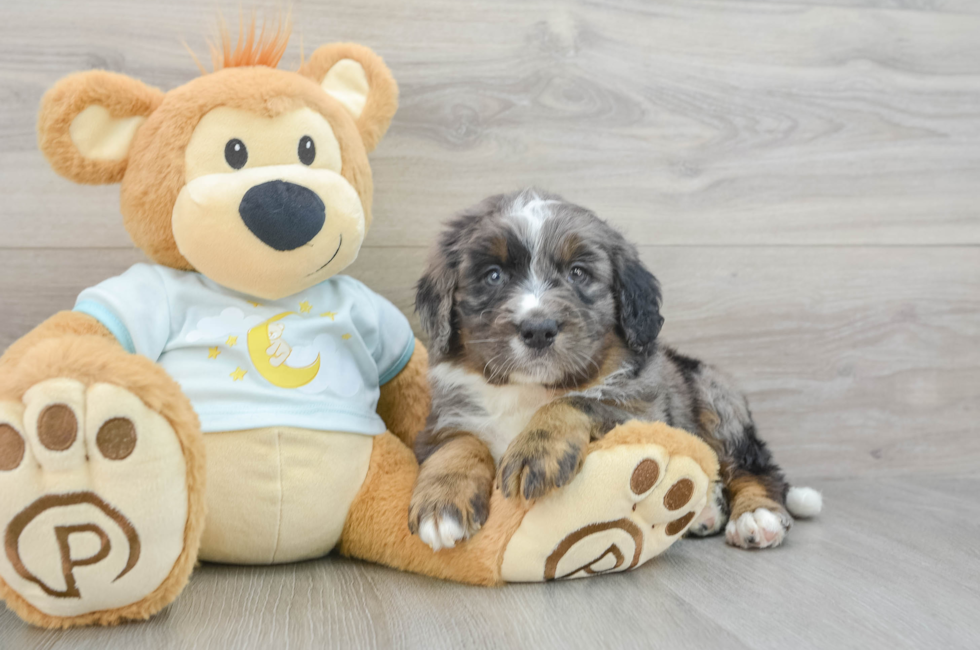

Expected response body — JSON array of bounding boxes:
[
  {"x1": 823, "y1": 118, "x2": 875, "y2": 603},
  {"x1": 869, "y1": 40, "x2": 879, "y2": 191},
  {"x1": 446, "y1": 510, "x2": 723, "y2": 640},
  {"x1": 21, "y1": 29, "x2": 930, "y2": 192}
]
[
  {"x1": 291, "y1": 334, "x2": 364, "y2": 397},
  {"x1": 185, "y1": 307, "x2": 263, "y2": 343}
]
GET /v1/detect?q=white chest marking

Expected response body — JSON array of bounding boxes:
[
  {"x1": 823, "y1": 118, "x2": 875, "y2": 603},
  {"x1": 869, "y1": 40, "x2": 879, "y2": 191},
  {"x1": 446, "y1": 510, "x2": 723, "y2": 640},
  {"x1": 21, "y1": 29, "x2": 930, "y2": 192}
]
[{"x1": 429, "y1": 363, "x2": 555, "y2": 463}]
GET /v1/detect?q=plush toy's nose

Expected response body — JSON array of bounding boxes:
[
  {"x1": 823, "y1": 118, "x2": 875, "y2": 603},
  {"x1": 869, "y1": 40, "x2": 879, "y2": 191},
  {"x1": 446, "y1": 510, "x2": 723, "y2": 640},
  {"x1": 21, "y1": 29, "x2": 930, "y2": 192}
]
[{"x1": 239, "y1": 180, "x2": 326, "y2": 251}]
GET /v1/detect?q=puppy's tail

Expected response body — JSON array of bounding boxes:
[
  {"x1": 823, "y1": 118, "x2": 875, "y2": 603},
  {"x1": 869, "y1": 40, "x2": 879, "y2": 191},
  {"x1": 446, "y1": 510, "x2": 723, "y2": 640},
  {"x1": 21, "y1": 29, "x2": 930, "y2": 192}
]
[{"x1": 786, "y1": 486, "x2": 823, "y2": 518}]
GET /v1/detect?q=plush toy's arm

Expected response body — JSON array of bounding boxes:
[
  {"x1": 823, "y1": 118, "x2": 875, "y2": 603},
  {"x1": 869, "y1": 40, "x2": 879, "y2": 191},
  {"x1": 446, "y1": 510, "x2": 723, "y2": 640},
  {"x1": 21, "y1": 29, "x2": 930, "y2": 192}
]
[
  {"x1": 376, "y1": 338, "x2": 430, "y2": 449},
  {"x1": 0, "y1": 311, "x2": 118, "y2": 371}
]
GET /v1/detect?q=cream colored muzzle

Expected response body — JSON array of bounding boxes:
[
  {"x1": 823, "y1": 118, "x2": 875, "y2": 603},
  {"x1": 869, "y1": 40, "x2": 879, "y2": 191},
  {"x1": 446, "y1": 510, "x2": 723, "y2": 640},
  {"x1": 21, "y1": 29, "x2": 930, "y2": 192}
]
[{"x1": 172, "y1": 165, "x2": 365, "y2": 300}]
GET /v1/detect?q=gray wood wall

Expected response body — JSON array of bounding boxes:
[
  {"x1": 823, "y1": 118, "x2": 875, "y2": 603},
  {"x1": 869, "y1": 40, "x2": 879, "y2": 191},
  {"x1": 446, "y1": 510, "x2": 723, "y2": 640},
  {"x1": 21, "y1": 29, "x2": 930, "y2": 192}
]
[{"x1": 1, "y1": 0, "x2": 978, "y2": 483}]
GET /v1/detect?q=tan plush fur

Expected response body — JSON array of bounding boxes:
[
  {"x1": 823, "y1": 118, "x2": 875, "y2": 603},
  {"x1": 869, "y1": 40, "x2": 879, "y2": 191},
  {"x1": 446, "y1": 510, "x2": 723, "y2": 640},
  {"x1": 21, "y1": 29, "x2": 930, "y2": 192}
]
[
  {"x1": 298, "y1": 43, "x2": 399, "y2": 153},
  {"x1": 0, "y1": 335, "x2": 206, "y2": 628},
  {"x1": 339, "y1": 432, "x2": 527, "y2": 586},
  {"x1": 341, "y1": 419, "x2": 717, "y2": 587},
  {"x1": 376, "y1": 340, "x2": 430, "y2": 448},
  {"x1": 0, "y1": 312, "x2": 116, "y2": 371},
  {"x1": 591, "y1": 420, "x2": 720, "y2": 483},
  {"x1": 37, "y1": 71, "x2": 164, "y2": 186}
]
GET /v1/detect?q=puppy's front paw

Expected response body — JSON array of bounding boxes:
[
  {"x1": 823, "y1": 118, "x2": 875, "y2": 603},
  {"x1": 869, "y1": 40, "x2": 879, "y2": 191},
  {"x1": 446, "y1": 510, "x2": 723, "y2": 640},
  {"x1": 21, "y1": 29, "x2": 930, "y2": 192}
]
[
  {"x1": 498, "y1": 428, "x2": 586, "y2": 501},
  {"x1": 725, "y1": 507, "x2": 791, "y2": 549},
  {"x1": 409, "y1": 472, "x2": 490, "y2": 552}
]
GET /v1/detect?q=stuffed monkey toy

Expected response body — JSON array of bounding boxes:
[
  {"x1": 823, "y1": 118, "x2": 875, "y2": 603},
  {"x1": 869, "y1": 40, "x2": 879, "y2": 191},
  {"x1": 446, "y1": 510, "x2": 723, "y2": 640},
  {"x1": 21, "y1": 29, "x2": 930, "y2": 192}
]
[{"x1": 0, "y1": 23, "x2": 718, "y2": 628}]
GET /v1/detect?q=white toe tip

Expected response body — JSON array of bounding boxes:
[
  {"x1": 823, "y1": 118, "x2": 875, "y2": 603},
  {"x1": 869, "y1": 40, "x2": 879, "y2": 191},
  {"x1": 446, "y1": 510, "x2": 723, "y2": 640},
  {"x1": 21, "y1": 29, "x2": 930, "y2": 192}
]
[
  {"x1": 787, "y1": 486, "x2": 823, "y2": 518},
  {"x1": 418, "y1": 517, "x2": 442, "y2": 552}
]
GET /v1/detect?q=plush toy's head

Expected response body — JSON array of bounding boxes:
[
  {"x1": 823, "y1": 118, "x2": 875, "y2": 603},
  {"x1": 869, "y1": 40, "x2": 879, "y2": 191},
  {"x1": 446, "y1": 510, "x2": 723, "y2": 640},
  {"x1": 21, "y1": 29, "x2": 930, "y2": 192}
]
[{"x1": 37, "y1": 24, "x2": 397, "y2": 300}]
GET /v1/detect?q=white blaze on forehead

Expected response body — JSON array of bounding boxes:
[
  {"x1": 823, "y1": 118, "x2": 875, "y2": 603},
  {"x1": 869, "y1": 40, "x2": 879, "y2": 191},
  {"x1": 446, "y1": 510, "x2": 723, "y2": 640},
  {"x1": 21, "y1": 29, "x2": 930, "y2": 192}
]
[{"x1": 510, "y1": 193, "x2": 560, "y2": 246}]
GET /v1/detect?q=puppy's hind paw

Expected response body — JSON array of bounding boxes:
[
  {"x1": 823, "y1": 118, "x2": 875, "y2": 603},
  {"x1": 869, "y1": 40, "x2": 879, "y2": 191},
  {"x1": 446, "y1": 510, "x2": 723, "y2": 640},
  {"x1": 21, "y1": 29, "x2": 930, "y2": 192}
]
[{"x1": 725, "y1": 508, "x2": 791, "y2": 549}]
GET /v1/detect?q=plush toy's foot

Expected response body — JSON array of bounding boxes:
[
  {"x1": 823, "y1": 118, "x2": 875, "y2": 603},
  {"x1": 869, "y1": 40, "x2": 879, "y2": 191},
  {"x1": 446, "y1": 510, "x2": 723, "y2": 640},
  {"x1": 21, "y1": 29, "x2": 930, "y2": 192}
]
[
  {"x1": 500, "y1": 421, "x2": 717, "y2": 581},
  {"x1": 0, "y1": 371, "x2": 204, "y2": 627}
]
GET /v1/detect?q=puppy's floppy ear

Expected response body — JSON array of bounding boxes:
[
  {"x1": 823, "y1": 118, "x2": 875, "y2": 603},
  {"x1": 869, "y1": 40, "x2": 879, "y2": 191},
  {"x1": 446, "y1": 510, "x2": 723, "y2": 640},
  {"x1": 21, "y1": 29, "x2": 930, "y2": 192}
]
[
  {"x1": 298, "y1": 43, "x2": 398, "y2": 153},
  {"x1": 415, "y1": 244, "x2": 459, "y2": 358},
  {"x1": 38, "y1": 70, "x2": 163, "y2": 185},
  {"x1": 613, "y1": 244, "x2": 664, "y2": 357}
]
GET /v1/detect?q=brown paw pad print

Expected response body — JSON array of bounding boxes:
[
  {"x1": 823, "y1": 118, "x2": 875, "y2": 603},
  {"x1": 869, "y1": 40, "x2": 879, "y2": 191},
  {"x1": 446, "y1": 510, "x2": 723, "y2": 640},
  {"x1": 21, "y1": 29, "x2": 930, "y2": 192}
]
[
  {"x1": 629, "y1": 459, "x2": 699, "y2": 536},
  {"x1": 36, "y1": 404, "x2": 136, "y2": 461},
  {"x1": 664, "y1": 479, "x2": 697, "y2": 535},
  {"x1": 0, "y1": 424, "x2": 25, "y2": 471},
  {"x1": 37, "y1": 404, "x2": 77, "y2": 451}
]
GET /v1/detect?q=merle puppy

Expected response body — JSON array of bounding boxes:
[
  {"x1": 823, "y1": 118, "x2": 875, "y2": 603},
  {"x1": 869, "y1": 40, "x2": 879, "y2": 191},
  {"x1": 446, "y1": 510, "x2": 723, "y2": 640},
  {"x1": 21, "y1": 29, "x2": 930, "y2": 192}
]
[{"x1": 410, "y1": 189, "x2": 821, "y2": 552}]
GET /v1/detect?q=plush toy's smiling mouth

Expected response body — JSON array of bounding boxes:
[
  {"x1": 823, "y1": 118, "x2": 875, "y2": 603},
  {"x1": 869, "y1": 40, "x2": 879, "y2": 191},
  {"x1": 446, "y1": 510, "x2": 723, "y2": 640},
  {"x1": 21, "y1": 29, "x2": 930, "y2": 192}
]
[{"x1": 308, "y1": 235, "x2": 343, "y2": 275}]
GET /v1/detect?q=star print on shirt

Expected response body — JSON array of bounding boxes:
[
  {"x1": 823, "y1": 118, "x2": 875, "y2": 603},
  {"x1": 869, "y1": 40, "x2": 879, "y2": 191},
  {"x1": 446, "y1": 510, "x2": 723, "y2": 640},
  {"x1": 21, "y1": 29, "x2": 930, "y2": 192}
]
[
  {"x1": 226, "y1": 336, "x2": 238, "y2": 346},
  {"x1": 230, "y1": 367, "x2": 247, "y2": 381},
  {"x1": 299, "y1": 301, "x2": 312, "y2": 313},
  {"x1": 208, "y1": 347, "x2": 220, "y2": 359},
  {"x1": 342, "y1": 333, "x2": 352, "y2": 340},
  {"x1": 320, "y1": 311, "x2": 337, "y2": 320}
]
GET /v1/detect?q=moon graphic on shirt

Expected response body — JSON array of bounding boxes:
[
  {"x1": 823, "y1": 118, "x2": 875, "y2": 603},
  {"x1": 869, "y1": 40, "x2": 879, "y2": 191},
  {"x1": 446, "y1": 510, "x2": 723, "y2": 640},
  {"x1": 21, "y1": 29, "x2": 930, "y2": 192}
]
[{"x1": 246, "y1": 312, "x2": 321, "y2": 389}]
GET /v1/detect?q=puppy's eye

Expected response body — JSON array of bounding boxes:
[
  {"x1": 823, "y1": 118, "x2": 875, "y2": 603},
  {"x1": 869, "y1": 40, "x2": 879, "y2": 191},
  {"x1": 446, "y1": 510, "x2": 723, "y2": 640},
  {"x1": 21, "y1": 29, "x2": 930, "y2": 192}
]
[
  {"x1": 484, "y1": 266, "x2": 504, "y2": 286},
  {"x1": 568, "y1": 264, "x2": 590, "y2": 283},
  {"x1": 224, "y1": 139, "x2": 248, "y2": 169},
  {"x1": 298, "y1": 135, "x2": 316, "y2": 165}
]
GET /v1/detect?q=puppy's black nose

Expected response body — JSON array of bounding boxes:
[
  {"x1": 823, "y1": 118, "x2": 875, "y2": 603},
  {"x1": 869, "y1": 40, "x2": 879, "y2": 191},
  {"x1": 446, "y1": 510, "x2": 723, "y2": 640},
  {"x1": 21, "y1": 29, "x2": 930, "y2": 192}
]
[
  {"x1": 239, "y1": 180, "x2": 325, "y2": 251},
  {"x1": 519, "y1": 318, "x2": 559, "y2": 350}
]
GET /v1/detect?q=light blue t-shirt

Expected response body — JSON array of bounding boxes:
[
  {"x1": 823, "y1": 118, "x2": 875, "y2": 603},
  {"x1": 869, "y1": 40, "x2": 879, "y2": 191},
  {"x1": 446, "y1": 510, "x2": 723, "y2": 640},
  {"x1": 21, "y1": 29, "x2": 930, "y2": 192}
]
[{"x1": 74, "y1": 264, "x2": 415, "y2": 435}]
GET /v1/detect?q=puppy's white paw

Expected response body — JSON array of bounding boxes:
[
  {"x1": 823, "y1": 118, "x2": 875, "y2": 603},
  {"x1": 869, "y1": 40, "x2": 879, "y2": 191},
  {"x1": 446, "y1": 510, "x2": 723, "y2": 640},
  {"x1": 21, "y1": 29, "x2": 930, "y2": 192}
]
[
  {"x1": 418, "y1": 513, "x2": 467, "y2": 552},
  {"x1": 725, "y1": 508, "x2": 790, "y2": 549},
  {"x1": 688, "y1": 482, "x2": 727, "y2": 537}
]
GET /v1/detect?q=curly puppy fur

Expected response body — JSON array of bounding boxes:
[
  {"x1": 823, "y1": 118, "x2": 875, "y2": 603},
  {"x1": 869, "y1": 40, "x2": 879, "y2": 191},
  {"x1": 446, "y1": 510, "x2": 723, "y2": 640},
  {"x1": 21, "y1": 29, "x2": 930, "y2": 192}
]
[{"x1": 411, "y1": 189, "x2": 811, "y2": 550}]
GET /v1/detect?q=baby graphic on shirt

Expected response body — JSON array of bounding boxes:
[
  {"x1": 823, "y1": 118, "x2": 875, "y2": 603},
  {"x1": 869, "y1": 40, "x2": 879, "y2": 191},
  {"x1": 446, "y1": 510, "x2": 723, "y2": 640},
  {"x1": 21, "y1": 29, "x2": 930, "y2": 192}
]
[{"x1": 266, "y1": 322, "x2": 293, "y2": 367}]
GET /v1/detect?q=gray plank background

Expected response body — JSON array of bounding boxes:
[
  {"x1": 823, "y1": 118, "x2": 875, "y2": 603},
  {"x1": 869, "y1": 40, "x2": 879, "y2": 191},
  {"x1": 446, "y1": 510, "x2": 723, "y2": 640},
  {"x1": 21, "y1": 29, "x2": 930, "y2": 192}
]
[{"x1": 0, "y1": 0, "x2": 978, "y2": 648}]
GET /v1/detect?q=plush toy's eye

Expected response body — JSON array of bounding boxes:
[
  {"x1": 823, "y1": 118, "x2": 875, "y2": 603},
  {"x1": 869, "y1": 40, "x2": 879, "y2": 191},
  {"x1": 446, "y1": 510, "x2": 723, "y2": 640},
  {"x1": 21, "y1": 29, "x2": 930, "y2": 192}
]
[
  {"x1": 224, "y1": 139, "x2": 248, "y2": 170},
  {"x1": 298, "y1": 136, "x2": 316, "y2": 165}
]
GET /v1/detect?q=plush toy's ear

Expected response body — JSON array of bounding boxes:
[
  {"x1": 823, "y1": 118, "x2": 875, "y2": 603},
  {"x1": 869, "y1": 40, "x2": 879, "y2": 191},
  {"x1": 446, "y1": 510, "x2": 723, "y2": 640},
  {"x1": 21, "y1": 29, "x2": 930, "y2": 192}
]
[
  {"x1": 298, "y1": 43, "x2": 398, "y2": 153},
  {"x1": 37, "y1": 70, "x2": 163, "y2": 185}
]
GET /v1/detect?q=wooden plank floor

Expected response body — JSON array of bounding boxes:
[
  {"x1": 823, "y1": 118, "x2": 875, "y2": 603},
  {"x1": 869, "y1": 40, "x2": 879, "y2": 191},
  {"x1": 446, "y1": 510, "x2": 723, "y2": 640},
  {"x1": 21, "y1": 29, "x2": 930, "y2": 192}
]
[{"x1": 1, "y1": 0, "x2": 978, "y2": 647}]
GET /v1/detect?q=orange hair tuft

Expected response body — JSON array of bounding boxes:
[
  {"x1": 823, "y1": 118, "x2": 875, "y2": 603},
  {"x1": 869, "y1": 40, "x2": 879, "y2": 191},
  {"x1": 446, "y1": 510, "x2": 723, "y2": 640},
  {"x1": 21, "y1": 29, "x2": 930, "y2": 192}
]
[{"x1": 204, "y1": 11, "x2": 292, "y2": 73}]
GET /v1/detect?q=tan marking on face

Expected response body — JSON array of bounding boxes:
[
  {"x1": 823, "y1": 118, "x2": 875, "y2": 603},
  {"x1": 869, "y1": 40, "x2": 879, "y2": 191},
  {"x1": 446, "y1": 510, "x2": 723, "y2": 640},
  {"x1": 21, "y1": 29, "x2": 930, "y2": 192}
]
[
  {"x1": 557, "y1": 233, "x2": 583, "y2": 265},
  {"x1": 490, "y1": 236, "x2": 508, "y2": 262}
]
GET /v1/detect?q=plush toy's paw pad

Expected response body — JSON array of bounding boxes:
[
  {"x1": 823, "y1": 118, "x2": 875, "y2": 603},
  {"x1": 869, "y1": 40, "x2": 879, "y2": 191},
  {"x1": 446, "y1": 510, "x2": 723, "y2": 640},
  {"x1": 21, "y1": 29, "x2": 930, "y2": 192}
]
[
  {"x1": 0, "y1": 380, "x2": 192, "y2": 624},
  {"x1": 688, "y1": 482, "x2": 729, "y2": 537},
  {"x1": 500, "y1": 433, "x2": 712, "y2": 582},
  {"x1": 725, "y1": 508, "x2": 791, "y2": 549}
]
